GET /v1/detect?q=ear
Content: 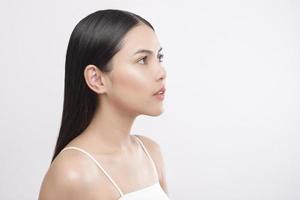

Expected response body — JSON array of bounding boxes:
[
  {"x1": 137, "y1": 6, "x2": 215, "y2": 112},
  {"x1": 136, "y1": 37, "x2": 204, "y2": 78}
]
[{"x1": 83, "y1": 64, "x2": 107, "y2": 94}]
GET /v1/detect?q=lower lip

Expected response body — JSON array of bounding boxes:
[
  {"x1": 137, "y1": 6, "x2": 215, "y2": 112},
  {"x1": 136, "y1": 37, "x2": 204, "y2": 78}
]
[{"x1": 154, "y1": 93, "x2": 165, "y2": 100}]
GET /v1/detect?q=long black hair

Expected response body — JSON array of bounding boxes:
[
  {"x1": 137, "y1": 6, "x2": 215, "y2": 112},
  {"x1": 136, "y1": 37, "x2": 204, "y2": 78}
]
[{"x1": 51, "y1": 9, "x2": 154, "y2": 163}]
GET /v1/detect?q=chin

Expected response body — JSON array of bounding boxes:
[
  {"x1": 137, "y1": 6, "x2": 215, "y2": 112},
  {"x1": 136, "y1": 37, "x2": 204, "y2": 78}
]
[{"x1": 144, "y1": 107, "x2": 165, "y2": 117}]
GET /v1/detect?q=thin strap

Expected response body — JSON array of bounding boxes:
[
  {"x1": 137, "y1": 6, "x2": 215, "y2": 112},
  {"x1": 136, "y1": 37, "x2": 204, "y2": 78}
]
[
  {"x1": 59, "y1": 146, "x2": 124, "y2": 197},
  {"x1": 134, "y1": 135, "x2": 159, "y2": 180}
]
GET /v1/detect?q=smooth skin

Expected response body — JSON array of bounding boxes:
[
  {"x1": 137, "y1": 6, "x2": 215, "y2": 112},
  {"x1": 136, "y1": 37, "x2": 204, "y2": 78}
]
[{"x1": 38, "y1": 24, "x2": 168, "y2": 200}]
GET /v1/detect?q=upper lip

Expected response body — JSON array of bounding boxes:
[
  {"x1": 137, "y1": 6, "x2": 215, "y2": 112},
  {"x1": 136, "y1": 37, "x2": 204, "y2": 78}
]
[{"x1": 154, "y1": 85, "x2": 166, "y2": 95}]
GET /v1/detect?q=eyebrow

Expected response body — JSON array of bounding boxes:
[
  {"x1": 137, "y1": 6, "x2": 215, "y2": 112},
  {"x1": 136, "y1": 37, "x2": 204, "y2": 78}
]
[{"x1": 132, "y1": 47, "x2": 163, "y2": 56}]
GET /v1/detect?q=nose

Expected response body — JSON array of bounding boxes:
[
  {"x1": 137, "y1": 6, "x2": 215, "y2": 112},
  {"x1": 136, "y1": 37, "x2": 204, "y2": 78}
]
[{"x1": 157, "y1": 65, "x2": 167, "y2": 81}]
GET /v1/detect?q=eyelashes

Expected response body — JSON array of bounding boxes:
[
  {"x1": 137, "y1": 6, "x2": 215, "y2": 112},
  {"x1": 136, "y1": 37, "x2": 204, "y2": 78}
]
[
  {"x1": 158, "y1": 53, "x2": 164, "y2": 62},
  {"x1": 138, "y1": 53, "x2": 164, "y2": 64}
]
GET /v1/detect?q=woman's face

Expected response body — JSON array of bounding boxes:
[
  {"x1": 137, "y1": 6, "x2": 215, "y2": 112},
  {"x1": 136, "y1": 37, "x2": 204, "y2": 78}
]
[{"x1": 105, "y1": 24, "x2": 167, "y2": 117}]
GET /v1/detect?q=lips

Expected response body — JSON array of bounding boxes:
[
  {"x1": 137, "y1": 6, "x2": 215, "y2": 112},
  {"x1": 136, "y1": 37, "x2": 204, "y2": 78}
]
[{"x1": 154, "y1": 85, "x2": 166, "y2": 95}]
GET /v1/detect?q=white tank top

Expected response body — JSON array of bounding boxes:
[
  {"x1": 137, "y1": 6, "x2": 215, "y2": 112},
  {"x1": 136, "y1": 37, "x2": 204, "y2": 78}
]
[{"x1": 59, "y1": 134, "x2": 170, "y2": 200}]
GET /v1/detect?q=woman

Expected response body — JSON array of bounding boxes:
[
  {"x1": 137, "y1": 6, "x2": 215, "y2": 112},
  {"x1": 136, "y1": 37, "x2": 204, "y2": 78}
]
[{"x1": 38, "y1": 9, "x2": 169, "y2": 200}]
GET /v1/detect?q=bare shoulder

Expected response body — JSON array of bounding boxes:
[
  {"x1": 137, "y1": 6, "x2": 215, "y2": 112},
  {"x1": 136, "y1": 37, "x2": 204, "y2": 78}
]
[
  {"x1": 38, "y1": 150, "x2": 115, "y2": 200},
  {"x1": 134, "y1": 134, "x2": 169, "y2": 195},
  {"x1": 134, "y1": 134, "x2": 165, "y2": 167},
  {"x1": 135, "y1": 134, "x2": 162, "y2": 153}
]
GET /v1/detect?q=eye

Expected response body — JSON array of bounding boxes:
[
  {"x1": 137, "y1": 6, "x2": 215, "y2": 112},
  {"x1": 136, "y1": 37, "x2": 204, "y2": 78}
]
[
  {"x1": 138, "y1": 56, "x2": 147, "y2": 65},
  {"x1": 158, "y1": 53, "x2": 164, "y2": 63}
]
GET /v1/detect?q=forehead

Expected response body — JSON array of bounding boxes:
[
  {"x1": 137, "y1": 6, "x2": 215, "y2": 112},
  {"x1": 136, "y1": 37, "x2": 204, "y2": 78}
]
[{"x1": 119, "y1": 24, "x2": 161, "y2": 56}]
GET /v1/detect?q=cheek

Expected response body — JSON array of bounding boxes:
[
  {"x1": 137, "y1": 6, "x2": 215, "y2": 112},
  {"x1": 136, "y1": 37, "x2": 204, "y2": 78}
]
[
  {"x1": 114, "y1": 67, "x2": 151, "y2": 95},
  {"x1": 107, "y1": 65, "x2": 164, "y2": 116},
  {"x1": 109, "y1": 66, "x2": 153, "y2": 109}
]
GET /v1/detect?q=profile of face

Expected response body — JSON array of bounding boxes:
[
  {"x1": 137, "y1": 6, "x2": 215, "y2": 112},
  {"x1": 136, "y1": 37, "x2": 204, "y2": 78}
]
[{"x1": 85, "y1": 24, "x2": 167, "y2": 117}]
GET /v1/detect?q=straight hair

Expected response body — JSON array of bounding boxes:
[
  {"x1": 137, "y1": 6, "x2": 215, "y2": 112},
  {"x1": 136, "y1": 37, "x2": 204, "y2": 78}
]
[{"x1": 51, "y1": 9, "x2": 154, "y2": 163}]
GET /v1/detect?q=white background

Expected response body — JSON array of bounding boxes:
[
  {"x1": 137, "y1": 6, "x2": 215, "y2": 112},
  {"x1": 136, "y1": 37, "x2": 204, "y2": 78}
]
[{"x1": 0, "y1": 0, "x2": 299, "y2": 199}]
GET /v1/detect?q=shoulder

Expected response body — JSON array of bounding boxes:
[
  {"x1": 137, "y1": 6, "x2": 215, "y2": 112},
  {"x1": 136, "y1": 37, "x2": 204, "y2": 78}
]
[
  {"x1": 134, "y1": 134, "x2": 164, "y2": 168},
  {"x1": 38, "y1": 152, "x2": 90, "y2": 200},
  {"x1": 134, "y1": 134, "x2": 165, "y2": 169},
  {"x1": 38, "y1": 149, "x2": 115, "y2": 200},
  {"x1": 134, "y1": 134, "x2": 169, "y2": 194},
  {"x1": 135, "y1": 134, "x2": 162, "y2": 153}
]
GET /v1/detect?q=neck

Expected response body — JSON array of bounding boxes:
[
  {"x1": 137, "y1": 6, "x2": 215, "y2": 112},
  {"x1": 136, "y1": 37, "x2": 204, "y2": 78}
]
[{"x1": 81, "y1": 96, "x2": 138, "y2": 154}]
